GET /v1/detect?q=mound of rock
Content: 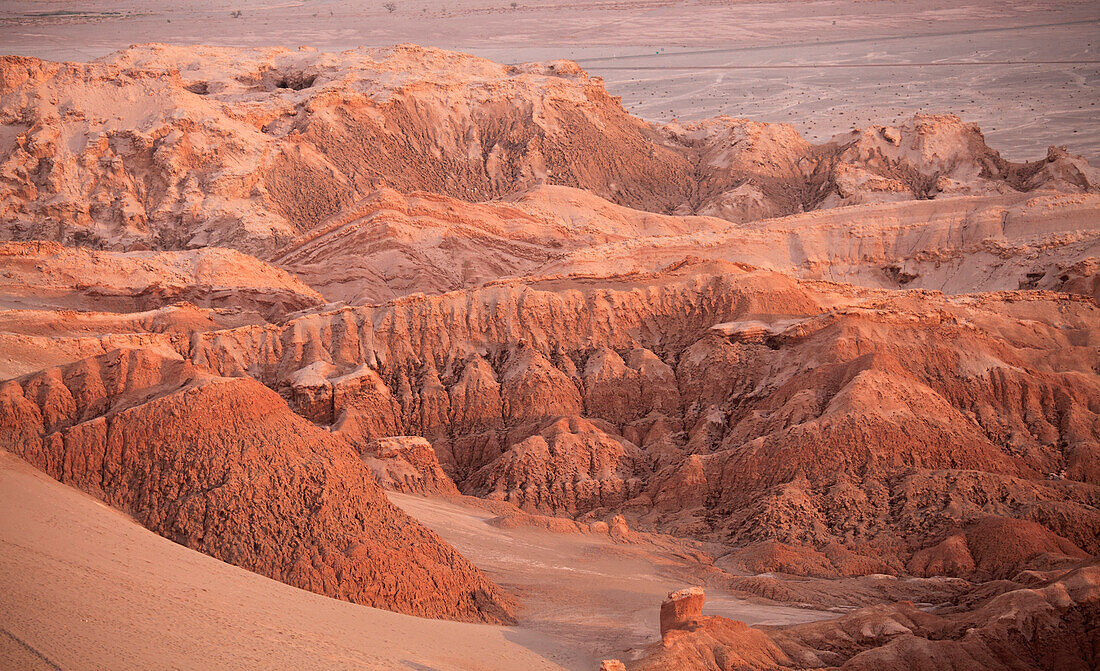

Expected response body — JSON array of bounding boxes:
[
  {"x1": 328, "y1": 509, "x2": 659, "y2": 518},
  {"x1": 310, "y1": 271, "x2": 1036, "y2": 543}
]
[
  {"x1": 465, "y1": 415, "x2": 647, "y2": 516},
  {"x1": 0, "y1": 348, "x2": 514, "y2": 623}
]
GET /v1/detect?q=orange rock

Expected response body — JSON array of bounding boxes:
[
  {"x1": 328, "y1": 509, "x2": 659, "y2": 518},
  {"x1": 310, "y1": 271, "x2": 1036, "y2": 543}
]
[
  {"x1": 660, "y1": 586, "x2": 705, "y2": 638},
  {"x1": 362, "y1": 436, "x2": 461, "y2": 496},
  {"x1": 0, "y1": 349, "x2": 514, "y2": 624}
]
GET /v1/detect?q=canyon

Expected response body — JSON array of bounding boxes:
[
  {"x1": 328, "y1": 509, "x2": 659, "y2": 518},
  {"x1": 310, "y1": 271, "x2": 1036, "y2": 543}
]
[{"x1": 0, "y1": 38, "x2": 1097, "y2": 671}]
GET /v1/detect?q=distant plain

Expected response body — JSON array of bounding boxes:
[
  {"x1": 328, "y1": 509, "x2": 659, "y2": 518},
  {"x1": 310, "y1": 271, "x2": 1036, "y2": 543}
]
[{"x1": 1, "y1": 0, "x2": 1096, "y2": 161}]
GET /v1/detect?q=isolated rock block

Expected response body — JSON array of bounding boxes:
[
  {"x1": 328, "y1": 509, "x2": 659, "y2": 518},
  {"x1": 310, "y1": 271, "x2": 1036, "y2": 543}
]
[{"x1": 660, "y1": 586, "x2": 705, "y2": 638}]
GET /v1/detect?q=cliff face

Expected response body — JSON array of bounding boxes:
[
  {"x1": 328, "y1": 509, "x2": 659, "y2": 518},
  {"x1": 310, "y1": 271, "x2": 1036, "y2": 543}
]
[
  {"x1": 170, "y1": 265, "x2": 1100, "y2": 574},
  {"x1": 0, "y1": 348, "x2": 515, "y2": 624}
]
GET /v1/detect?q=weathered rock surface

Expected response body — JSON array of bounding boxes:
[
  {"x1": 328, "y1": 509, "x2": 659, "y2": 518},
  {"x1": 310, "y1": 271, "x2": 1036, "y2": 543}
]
[
  {"x1": 269, "y1": 184, "x2": 732, "y2": 303},
  {"x1": 0, "y1": 45, "x2": 694, "y2": 256},
  {"x1": 466, "y1": 415, "x2": 647, "y2": 517},
  {"x1": 630, "y1": 564, "x2": 1100, "y2": 671},
  {"x1": 547, "y1": 192, "x2": 1100, "y2": 298},
  {"x1": 2, "y1": 41, "x2": 1099, "y2": 656},
  {"x1": 361, "y1": 436, "x2": 461, "y2": 496},
  {"x1": 0, "y1": 347, "x2": 514, "y2": 623},
  {"x1": 0, "y1": 240, "x2": 324, "y2": 317},
  {"x1": 660, "y1": 586, "x2": 706, "y2": 638},
  {"x1": 164, "y1": 265, "x2": 1099, "y2": 577},
  {"x1": 2, "y1": 45, "x2": 1094, "y2": 272}
]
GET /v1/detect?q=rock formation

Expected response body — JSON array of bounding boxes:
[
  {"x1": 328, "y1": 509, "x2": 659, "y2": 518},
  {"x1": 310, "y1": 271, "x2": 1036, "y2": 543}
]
[
  {"x1": 631, "y1": 565, "x2": 1100, "y2": 670},
  {"x1": 0, "y1": 348, "x2": 514, "y2": 623},
  {"x1": 660, "y1": 586, "x2": 706, "y2": 639},
  {"x1": 361, "y1": 436, "x2": 461, "y2": 496},
  {"x1": 2, "y1": 45, "x2": 1095, "y2": 302},
  {"x1": 155, "y1": 265, "x2": 1096, "y2": 578},
  {"x1": 466, "y1": 416, "x2": 647, "y2": 516}
]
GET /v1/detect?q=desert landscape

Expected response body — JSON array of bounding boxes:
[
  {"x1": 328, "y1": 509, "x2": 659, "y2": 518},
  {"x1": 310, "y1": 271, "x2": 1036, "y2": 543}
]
[{"x1": 0, "y1": 1, "x2": 1097, "y2": 670}]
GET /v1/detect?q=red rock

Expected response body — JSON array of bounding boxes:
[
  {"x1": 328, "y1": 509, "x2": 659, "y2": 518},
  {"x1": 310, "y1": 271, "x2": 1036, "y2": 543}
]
[
  {"x1": 660, "y1": 586, "x2": 706, "y2": 638},
  {"x1": 0, "y1": 348, "x2": 514, "y2": 623},
  {"x1": 2, "y1": 44, "x2": 1100, "y2": 662},
  {"x1": 634, "y1": 564, "x2": 1100, "y2": 670},
  {"x1": 361, "y1": 436, "x2": 461, "y2": 496},
  {"x1": 466, "y1": 416, "x2": 646, "y2": 516},
  {"x1": 169, "y1": 265, "x2": 1100, "y2": 579}
]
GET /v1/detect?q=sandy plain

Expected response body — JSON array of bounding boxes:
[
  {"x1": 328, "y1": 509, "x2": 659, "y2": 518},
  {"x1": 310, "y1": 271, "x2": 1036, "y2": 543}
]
[{"x1": 0, "y1": 0, "x2": 1096, "y2": 160}]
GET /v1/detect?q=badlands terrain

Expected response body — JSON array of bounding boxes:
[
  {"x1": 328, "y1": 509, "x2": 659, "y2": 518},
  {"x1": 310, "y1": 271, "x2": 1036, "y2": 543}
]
[{"x1": 0, "y1": 14, "x2": 1098, "y2": 671}]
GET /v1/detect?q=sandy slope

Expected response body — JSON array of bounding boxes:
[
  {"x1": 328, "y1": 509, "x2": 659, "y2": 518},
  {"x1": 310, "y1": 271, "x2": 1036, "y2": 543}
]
[
  {"x1": 0, "y1": 443, "x2": 835, "y2": 671},
  {"x1": 0, "y1": 451, "x2": 577, "y2": 671},
  {"x1": 0, "y1": 241, "x2": 324, "y2": 317}
]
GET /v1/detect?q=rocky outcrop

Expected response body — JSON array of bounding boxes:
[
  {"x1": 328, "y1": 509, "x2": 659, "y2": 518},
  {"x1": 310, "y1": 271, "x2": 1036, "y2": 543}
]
[
  {"x1": 242, "y1": 181, "x2": 1100, "y2": 306},
  {"x1": 361, "y1": 436, "x2": 461, "y2": 496},
  {"x1": 466, "y1": 416, "x2": 647, "y2": 516},
  {"x1": 0, "y1": 347, "x2": 514, "y2": 623},
  {"x1": 0, "y1": 45, "x2": 693, "y2": 257},
  {"x1": 2, "y1": 46, "x2": 1095, "y2": 267},
  {"x1": 629, "y1": 564, "x2": 1100, "y2": 671},
  {"x1": 268, "y1": 184, "x2": 736, "y2": 304},
  {"x1": 660, "y1": 586, "x2": 706, "y2": 638},
  {"x1": 670, "y1": 112, "x2": 1098, "y2": 214},
  {"x1": 170, "y1": 265, "x2": 1100, "y2": 576},
  {"x1": 909, "y1": 516, "x2": 1089, "y2": 580}
]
